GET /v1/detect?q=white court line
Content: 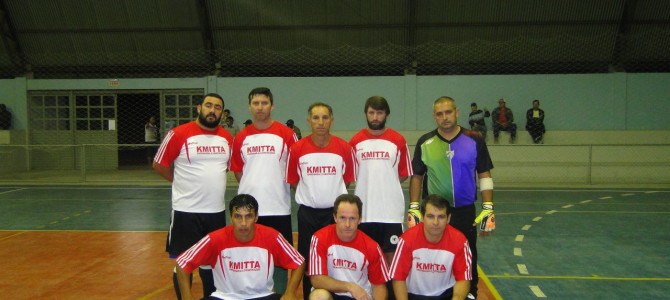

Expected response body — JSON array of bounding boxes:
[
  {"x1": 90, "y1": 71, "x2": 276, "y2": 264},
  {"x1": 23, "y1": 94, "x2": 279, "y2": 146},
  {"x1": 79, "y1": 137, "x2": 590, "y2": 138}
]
[
  {"x1": 562, "y1": 204, "x2": 574, "y2": 208},
  {"x1": 621, "y1": 193, "x2": 634, "y2": 196},
  {"x1": 0, "y1": 188, "x2": 27, "y2": 195},
  {"x1": 514, "y1": 248, "x2": 523, "y2": 256},
  {"x1": 515, "y1": 235, "x2": 524, "y2": 242},
  {"x1": 522, "y1": 225, "x2": 531, "y2": 231},
  {"x1": 580, "y1": 200, "x2": 592, "y2": 203},
  {"x1": 517, "y1": 264, "x2": 529, "y2": 275},
  {"x1": 644, "y1": 191, "x2": 659, "y2": 194},
  {"x1": 532, "y1": 217, "x2": 542, "y2": 222},
  {"x1": 529, "y1": 285, "x2": 547, "y2": 297},
  {"x1": 600, "y1": 196, "x2": 613, "y2": 199},
  {"x1": 546, "y1": 210, "x2": 557, "y2": 214}
]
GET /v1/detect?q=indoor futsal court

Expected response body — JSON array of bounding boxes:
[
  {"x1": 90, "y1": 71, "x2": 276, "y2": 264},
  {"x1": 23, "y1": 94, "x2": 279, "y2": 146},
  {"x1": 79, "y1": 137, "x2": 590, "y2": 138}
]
[{"x1": 1, "y1": 185, "x2": 667, "y2": 299}]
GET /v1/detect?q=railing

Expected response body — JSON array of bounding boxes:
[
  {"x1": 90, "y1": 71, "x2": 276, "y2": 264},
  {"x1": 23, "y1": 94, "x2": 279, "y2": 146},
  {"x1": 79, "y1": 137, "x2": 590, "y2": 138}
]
[{"x1": 0, "y1": 144, "x2": 668, "y2": 185}]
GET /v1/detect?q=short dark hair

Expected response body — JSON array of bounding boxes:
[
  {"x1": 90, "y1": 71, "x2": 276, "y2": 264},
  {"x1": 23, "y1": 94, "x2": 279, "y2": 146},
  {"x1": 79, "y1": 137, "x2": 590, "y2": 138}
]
[
  {"x1": 248, "y1": 87, "x2": 273, "y2": 105},
  {"x1": 333, "y1": 194, "x2": 362, "y2": 217},
  {"x1": 229, "y1": 194, "x2": 259, "y2": 216},
  {"x1": 420, "y1": 194, "x2": 452, "y2": 216},
  {"x1": 308, "y1": 102, "x2": 333, "y2": 116},
  {"x1": 532, "y1": 99, "x2": 540, "y2": 104},
  {"x1": 227, "y1": 116, "x2": 234, "y2": 122},
  {"x1": 203, "y1": 93, "x2": 224, "y2": 106},
  {"x1": 471, "y1": 102, "x2": 477, "y2": 107},
  {"x1": 364, "y1": 96, "x2": 390, "y2": 115},
  {"x1": 224, "y1": 109, "x2": 231, "y2": 114}
]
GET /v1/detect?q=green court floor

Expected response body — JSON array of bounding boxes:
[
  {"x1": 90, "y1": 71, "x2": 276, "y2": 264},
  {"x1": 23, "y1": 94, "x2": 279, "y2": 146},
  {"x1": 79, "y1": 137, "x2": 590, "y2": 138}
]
[{"x1": 1, "y1": 185, "x2": 668, "y2": 299}]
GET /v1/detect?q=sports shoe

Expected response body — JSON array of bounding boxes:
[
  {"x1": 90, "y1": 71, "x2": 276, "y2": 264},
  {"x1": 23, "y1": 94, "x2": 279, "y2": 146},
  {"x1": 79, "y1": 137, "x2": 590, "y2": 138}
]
[{"x1": 466, "y1": 293, "x2": 476, "y2": 299}]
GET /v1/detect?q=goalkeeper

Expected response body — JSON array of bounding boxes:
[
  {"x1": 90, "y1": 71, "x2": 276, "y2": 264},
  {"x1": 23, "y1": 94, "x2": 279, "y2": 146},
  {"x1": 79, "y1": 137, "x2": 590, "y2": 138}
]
[{"x1": 409, "y1": 96, "x2": 495, "y2": 300}]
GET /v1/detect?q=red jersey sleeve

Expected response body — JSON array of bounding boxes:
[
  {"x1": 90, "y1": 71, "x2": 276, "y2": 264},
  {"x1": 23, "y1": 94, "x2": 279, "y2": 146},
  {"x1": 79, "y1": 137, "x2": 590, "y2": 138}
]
[
  {"x1": 342, "y1": 142, "x2": 355, "y2": 183},
  {"x1": 155, "y1": 129, "x2": 182, "y2": 167},
  {"x1": 389, "y1": 236, "x2": 413, "y2": 281},
  {"x1": 307, "y1": 234, "x2": 329, "y2": 276},
  {"x1": 397, "y1": 137, "x2": 413, "y2": 178},
  {"x1": 286, "y1": 143, "x2": 300, "y2": 184},
  {"x1": 453, "y1": 239, "x2": 473, "y2": 281},
  {"x1": 272, "y1": 231, "x2": 305, "y2": 270},
  {"x1": 230, "y1": 129, "x2": 247, "y2": 172},
  {"x1": 175, "y1": 234, "x2": 218, "y2": 273},
  {"x1": 366, "y1": 239, "x2": 391, "y2": 285}
]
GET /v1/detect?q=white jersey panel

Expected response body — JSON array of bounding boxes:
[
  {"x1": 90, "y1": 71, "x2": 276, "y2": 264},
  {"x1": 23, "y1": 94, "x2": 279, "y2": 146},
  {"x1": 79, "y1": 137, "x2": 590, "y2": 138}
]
[
  {"x1": 353, "y1": 138, "x2": 405, "y2": 223},
  {"x1": 211, "y1": 246, "x2": 275, "y2": 300},
  {"x1": 406, "y1": 248, "x2": 457, "y2": 296},
  {"x1": 172, "y1": 134, "x2": 230, "y2": 212},
  {"x1": 328, "y1": 244, "x2": 372, "y2": 297},
  {"x1": 237, "y1": 133, "x2": 291, "y2": 215},
  {"x1": 295, "y1": 152, "x2": 348, "y2": 208}
]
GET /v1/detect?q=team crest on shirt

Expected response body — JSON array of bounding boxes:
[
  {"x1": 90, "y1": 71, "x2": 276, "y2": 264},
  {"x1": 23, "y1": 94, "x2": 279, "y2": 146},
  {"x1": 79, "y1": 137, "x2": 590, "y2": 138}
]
[
  {"x1": 445, "y1": 150, "x2": 455, "y2": 159},
  {"x1": 415, "y1": 262, "x2": 447, "y2": 273},
  {"x1": 229, "y1": 260, "x2": 261, "y2": 272}
]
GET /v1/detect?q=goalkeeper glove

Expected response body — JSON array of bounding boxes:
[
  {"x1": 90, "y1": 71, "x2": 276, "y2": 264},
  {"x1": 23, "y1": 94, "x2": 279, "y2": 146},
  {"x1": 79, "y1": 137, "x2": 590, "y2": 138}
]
[
  {"x1": 474, "y1": 202, "x2": 495, "y2": 232},
  {"x1": 407, "y1": 202, "x2": 422, "y2": 228}
]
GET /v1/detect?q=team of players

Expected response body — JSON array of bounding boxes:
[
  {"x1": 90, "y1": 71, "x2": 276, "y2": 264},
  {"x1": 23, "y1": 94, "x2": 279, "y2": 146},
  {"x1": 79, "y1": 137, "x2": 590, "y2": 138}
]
[{"x1": 154, "y1": 90, "x2": 496, "y2": 300}]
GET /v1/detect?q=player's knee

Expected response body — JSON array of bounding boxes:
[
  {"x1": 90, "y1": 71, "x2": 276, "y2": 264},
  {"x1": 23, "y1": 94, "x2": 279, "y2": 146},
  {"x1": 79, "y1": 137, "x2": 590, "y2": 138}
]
[{"x1": 309, "y1": 288, "x2": 333, "y2": 300}]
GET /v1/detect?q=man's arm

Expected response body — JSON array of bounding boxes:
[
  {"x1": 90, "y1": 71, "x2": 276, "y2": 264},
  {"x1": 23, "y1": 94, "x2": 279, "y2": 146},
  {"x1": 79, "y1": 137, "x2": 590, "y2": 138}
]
[
  {"x1": 476, "y1": 171, "x2": 494, "y2": 237},
  {"x1": 175, "y1": 264, "x2": 194, "y2": 300},
  {"x1": 452, "y1": 280, "x2": 470, "y2": 300},
  {"x1": 392, "y1": 280, "x2": 408, "y2": 300},
  {"x1": 399, "y1": 176, "x2": 408, "y2": 183},
  {"x1": 409, "y1": 175, "x2": 423, "y2": 203},
  {"x1": 281, "y1": 264, "x2": 305, "y2": 300},
  {"x1": 370, "y1": 283, "x2": 387, "y2": 300},
  {"x1": 234, "y1": 171, "x2": 243, "y2": 183},
  {"x1": 310, "y1": 275, "x2": 370, "y2": 300},
  {"x1": 152, "y1": 161, "x2": 173, "y2": 182}
]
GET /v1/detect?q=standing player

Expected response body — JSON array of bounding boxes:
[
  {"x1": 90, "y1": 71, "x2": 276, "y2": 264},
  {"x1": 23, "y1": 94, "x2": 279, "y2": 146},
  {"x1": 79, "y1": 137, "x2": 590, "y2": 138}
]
[
  {"x1": 308, "y1": 194, "x2": 390, "y2": 300},
  {"x1": 175, "y1": 194, "x2": 305, "y2": 300},
  {"x1": 350, "y1": 96, "x2": 412, "y2": 265},
  {"x1": 390, "y1": 194, "x2": 472, "y2": 300},
  {"x1": 153, "y1": 93, "x2": 233, "y2": 300},
  {"x1": 286, "y1": 102, "x2": 355, "y2": 299},
  {"x1": 409, "y1": 96, "x2": 495, "y2": 300},
  {"x1": 230, "y1": 87, "x2": 298, "y2": 293}
]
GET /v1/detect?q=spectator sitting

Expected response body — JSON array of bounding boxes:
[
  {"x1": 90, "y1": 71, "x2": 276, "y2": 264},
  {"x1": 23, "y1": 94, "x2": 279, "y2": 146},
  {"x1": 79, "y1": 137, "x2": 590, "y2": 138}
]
[{"x1": 491, "y1": 98, "x2": 517, "y2": 143}]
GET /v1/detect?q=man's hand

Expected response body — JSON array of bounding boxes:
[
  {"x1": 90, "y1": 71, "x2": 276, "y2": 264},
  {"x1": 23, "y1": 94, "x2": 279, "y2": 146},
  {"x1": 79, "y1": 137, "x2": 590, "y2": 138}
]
[
  {"x1": 407, "y1": 202, "x2": 422, "y2": 228},
  {"x1": 347, "y1": 282, "x2": 372, "y2": 300},
  {"x1": 474, "y1": 202, "x2": 495, "y2": 237}
]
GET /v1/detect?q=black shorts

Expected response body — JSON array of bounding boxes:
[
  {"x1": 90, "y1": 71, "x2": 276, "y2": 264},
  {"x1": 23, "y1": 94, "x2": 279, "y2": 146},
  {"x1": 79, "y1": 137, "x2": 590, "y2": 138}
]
[
  {"x1": 257, "y1": 214, "x2": 293, "y2": 246},
  {"x1": 358, "y1": 222, "x2": 403, "y2": 253},
  {"x1": 166, "y1": 210, "x2": 227, "y2": 258},
  {"x1": 408, "y1": 287, "x2": 453, "y2": 300},
  {"x1": 206, "y1": 293, "x2": 281, "y2": 300},
  {"x1": 297, "y1": 205, "x2": 335, "y2": 267}
]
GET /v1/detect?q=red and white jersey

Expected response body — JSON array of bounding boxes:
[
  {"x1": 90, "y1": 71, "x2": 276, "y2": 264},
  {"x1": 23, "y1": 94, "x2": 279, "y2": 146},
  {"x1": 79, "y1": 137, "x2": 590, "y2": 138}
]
[
  {"x1": 350, "y1": 128, "x2": 412, "y2": 223},
  {"x1": 231, "y1": 121, "x2": 297, "y2": 216},
  {"x1": 155, "y1": 121, "x2": 233, "y2": 213},
  {"x1": 177, "y1": 224, "x2": 304, "y2": 300},
  {"x1": 286, "y1": 135, "x2": 355, "y2": 208},
  {"x1": 308, "y1": 224, "x2": 390, "y2": 297},
  {"x1": 389, "y1": 223, "x2": 472, "y2": 296}
]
